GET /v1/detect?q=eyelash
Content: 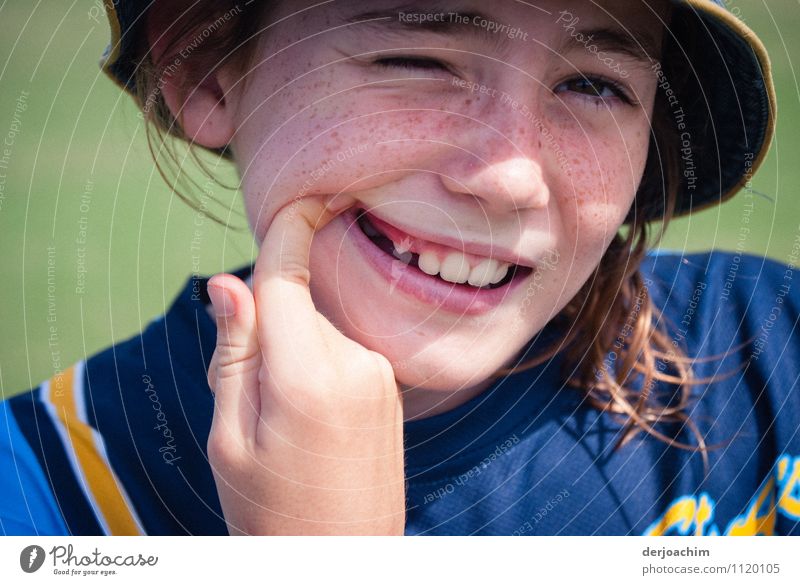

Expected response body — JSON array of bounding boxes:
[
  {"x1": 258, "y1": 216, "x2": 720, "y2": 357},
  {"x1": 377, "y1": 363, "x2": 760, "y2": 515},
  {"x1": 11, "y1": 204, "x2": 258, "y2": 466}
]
[
  {"x1": 373, "y1": 56, "x2": 453, "y2": 74},
  {"x1": 372, "y1": 56, "x2": 635, "y2": 105},
  {"x1": 554, "y1": 76, "x2": 634, "y2": 106}
]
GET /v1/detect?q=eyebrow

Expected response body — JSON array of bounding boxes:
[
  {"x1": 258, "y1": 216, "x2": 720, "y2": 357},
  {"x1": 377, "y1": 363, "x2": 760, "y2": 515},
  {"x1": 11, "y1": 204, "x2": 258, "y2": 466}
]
[
  {"x1": 343, "y1": 5, "x2": 660, "y2": 63},
  {"x1": 560, "y1": 27, "x2": 661, "y2": 63},
  {"x1": 344, "y1": 6, "x2": 519, "y2": 52}
]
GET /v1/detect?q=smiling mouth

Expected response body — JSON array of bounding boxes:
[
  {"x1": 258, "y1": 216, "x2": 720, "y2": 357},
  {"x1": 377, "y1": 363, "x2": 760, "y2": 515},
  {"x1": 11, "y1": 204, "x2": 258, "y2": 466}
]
[{"x1": 354, "y1": 208, "x2": 532, "y2": 290}]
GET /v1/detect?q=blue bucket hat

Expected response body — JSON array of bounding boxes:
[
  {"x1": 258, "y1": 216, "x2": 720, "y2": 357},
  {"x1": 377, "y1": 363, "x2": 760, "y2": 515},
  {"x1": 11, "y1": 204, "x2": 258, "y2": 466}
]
[{"x1": 98, "y1": 0, "x2": 776, "y2": 221}]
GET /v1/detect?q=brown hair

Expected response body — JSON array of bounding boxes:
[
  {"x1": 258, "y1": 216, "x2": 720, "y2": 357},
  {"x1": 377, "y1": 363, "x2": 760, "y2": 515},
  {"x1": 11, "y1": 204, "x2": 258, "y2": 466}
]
[
  {"x1": 135, "y1": 1, "x2": 738, "y2": 477},
  {"x1": 133, "y1": 0, "x2": 271, "y2": 228}
]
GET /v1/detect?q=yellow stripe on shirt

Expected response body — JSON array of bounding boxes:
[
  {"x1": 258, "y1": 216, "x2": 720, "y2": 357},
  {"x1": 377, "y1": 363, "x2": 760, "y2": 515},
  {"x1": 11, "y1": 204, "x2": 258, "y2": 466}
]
[{"x1": 48, "y1": 365, "x2": 142, "y2": 535}]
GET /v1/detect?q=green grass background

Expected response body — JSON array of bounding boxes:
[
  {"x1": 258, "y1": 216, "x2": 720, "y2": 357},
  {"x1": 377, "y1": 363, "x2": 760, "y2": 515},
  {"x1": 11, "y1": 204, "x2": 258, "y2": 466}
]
[{"x1": 1, "y1": 2, "x2": 799, "y2": 398}]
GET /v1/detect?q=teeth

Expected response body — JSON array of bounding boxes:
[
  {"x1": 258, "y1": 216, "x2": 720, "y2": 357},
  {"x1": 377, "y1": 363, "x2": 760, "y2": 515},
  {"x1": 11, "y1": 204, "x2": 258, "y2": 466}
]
[
  {"x1": 440, "y1": 253, "x2": 471, "y2": 284},
  {"x1": 392, "y1": 248, "x2": 414, "y2": 265},
  {"x1": 394, "y1": 236, "x2": 413, "y2": 255},
  {"x1": 468, "y1": 258, "x2": 500, "y2": 287},
  {"x1": 360, "y1": 212, "x2": 516, "y2": 288},
  {"x1": 418, "y1": 250, "x2": 440, "y2": 277},
  {"x1": 417, "y1": 250, "x2": 512, "y2": 287},
  {"x1": 490, "y1": 263, "x2": 510, "y2": 284},
  {"x1": 391, "y1": 237, "x2": 414, "y2": 264}
]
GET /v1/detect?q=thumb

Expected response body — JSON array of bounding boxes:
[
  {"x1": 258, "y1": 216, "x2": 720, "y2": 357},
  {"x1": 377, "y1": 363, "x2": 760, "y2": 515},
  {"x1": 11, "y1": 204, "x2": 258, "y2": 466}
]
[{"x1": 206, "y1": 273, "x2": 260, "y2": 439}]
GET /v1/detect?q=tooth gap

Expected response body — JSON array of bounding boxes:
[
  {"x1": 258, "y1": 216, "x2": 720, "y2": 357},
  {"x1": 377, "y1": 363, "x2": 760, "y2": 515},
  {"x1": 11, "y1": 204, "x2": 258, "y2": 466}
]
[{"x1": 357, "y1": 209, "x2": 525, "y2": 289}]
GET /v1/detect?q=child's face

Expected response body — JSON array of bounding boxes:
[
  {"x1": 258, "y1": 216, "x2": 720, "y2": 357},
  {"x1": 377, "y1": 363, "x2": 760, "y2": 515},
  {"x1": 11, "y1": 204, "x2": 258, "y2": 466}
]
[{"x1": 224, "y1": 0, "x2": 666, "y2": 393}]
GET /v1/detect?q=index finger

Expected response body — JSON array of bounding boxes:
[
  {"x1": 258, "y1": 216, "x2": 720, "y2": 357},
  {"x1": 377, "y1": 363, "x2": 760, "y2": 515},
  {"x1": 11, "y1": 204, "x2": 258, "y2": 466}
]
[{"x1": 252, "y1": 193, "x2": 357, "y2": 357}]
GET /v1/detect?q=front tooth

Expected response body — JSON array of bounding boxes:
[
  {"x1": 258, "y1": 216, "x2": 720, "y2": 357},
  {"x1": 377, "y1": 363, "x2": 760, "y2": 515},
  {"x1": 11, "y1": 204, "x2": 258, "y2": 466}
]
[
  {"x1": 417, "y1": 250, "x2": 441, "y2": 276},
  {"x1": 489, "y1": 262, "x2": 511, "y2": 284},
  {"x1": 393, "y1": 249, "x2": 414, "y2": 264},
  {"x1": 439, "y1": 252, "x2": 471, "y2": 284},
  {"x1": 393, "y1": 236, "x2": 413, "y2": 255},
  {"x1": 467, "y1": 258, "x2": 499, "y2": 287},
  {"x1": 392, "y1": 237, "x2": 414, "y2": 263}
]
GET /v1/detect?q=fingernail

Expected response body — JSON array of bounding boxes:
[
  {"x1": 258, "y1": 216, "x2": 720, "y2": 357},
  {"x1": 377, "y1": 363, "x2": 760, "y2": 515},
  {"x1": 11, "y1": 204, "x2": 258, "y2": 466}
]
[{"x1": 208, "y1": 284, "x2": 236, "y2": 318}]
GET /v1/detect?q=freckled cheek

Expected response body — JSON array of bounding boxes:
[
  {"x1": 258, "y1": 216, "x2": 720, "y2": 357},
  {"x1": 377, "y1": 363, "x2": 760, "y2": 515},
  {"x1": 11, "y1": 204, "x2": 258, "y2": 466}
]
[
  {"x1": 555, "y1": 125, "x2": 647, "y2": 210},
  {"x1": 575, "y1": 167, "x2": 634, "y2": 227},
  {"x1": 260, "y1": 107, "x2": 463, "y2": 179},
  {"x1": 550, "y1": 147, "x2": 637, "y2": 256},
  {"x1": 241, "y1": 109, "x2": 464, "y2": 239}
]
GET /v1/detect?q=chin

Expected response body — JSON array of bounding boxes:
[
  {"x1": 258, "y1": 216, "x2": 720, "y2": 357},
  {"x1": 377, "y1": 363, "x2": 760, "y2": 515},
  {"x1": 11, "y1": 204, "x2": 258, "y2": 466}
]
[{"x1": 365, "y1": 334, "x2": 507, "y2": 392}]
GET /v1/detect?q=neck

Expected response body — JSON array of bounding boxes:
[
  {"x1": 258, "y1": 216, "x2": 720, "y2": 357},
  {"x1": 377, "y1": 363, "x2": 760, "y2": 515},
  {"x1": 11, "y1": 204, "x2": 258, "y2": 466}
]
[{"x1": 400, "y1": 375, "x2": 498, "y2": 421}]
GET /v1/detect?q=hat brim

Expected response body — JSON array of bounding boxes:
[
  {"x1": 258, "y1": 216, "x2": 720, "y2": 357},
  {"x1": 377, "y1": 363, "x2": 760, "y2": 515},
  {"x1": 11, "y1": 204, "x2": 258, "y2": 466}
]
[{"x1": 661, "y1": 0, "x2": 776, "y2": 218}]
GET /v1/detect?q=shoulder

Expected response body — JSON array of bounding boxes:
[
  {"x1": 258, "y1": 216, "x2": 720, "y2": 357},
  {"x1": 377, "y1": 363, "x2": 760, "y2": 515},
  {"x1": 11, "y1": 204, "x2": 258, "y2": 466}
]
[
  {"x1": 638, "y1": 249, "x2": 800, "y2": 535},
  {"x1": 2, "y1": 264, "x2": 254, "y2": 535},
  {"x1": 0, "y1": 266, "x2": 247, "y2": 535},
  {"x1": 641, "y1": 249, "x2": 798, "y2": 349},
  {"x1": 2, "y1": 357, "x2": 154, "y2": 535},
  {"x1": 640, "y1": 249, "x2": 799, "y2": 436},
  {"x1": 0, "y1": 393, "x2": 69, "y2": 535},
  {"x1": 643, "y1": 248, "x2": 796, "y2": 300},
  {"x1": 640, "y1": 248, "x2": 799, "y2": 400}
]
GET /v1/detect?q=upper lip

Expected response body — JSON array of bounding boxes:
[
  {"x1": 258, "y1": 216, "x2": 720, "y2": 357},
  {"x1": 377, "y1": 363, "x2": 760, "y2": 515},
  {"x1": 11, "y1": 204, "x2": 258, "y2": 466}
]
[{"x1": 360, "y1": 208, "x2": 536, "y2": 268}]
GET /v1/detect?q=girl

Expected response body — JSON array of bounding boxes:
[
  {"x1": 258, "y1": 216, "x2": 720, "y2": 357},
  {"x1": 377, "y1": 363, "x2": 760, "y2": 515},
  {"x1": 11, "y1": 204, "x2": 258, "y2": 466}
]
[{"x1": 1, "y1": 0, "x2": 797, "y2": 535}]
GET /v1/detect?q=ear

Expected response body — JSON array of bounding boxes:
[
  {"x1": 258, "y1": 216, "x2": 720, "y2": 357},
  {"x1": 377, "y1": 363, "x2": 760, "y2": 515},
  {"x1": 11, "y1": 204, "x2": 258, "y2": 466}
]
[{"x1": 145, "y1": 8, "x2": 237, "y2": 149}]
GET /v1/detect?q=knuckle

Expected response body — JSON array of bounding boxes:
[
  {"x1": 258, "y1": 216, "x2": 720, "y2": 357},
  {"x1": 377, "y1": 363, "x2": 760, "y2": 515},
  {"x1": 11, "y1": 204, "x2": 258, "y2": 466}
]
[
  {"x1": 368, "y1": 350, "x2": 395, "y2": 376},
  {"x1": 359, "y1": 350, "x2": 395, "y2": 385},
  {"x1": 207, "y1": 351, "x2": 261, "y2": 394},
  {"x1": 279, "y1": 259, "x2": 312, "y2": 287},
  {"x1": 214, "y1": 329, "x2": 256, "y2": 357},
  {"x1": 213, "y1": 346, "x2": 261, "y2": 374},
  {"x1": 207, "y1": 429, "x2": 240, "y2": 466},
  {"x1": 207, "y1": 356, "x2": 218, "y2": 390}
]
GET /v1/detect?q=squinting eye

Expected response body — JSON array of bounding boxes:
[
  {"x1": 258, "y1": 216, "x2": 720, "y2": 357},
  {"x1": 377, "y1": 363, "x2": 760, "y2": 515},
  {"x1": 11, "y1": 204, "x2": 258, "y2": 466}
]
[
  {"x1": 556, "y1": 77, "x2": 632, "y2": 104},
  {"x1": 373, "y1": 56, "x2": 451, "y2": 73}
]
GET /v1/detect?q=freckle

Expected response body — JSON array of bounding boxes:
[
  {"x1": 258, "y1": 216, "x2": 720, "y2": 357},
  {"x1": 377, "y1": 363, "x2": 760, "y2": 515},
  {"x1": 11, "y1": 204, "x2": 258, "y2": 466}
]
[{"x1": 465, "y1": 98, "x2": 472, "y2": 106}]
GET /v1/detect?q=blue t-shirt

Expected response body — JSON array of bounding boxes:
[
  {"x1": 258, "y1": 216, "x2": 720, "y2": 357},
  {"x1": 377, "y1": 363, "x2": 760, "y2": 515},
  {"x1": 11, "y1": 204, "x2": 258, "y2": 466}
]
[{"x1": 1, "y1": 250, "x2": 798, "y2": 535}]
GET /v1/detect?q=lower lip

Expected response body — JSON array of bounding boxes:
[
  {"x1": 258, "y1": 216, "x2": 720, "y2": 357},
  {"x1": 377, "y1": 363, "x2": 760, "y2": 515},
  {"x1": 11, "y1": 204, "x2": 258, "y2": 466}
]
[{"x1": 344, "y1": 209, "x2": 531, "y2": 316}]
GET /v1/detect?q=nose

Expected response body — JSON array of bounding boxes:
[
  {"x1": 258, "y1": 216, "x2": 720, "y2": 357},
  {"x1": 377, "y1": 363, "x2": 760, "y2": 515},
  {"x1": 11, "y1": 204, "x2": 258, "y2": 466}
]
[{"x1": 438, "y1": 103, "x2": 551, "y2": 214}]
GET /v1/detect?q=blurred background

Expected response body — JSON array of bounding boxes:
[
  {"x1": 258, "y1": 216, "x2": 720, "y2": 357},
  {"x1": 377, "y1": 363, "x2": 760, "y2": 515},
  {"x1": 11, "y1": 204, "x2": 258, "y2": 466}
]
[{"x1": 1, "y1": 2, "x2": 798, "y2": 398}]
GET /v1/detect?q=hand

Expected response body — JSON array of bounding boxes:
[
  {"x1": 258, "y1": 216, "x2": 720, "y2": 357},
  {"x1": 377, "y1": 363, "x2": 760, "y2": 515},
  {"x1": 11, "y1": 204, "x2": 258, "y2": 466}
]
[{"x1": 205, "y1": 194, "x2": 406, "y2": 535}]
